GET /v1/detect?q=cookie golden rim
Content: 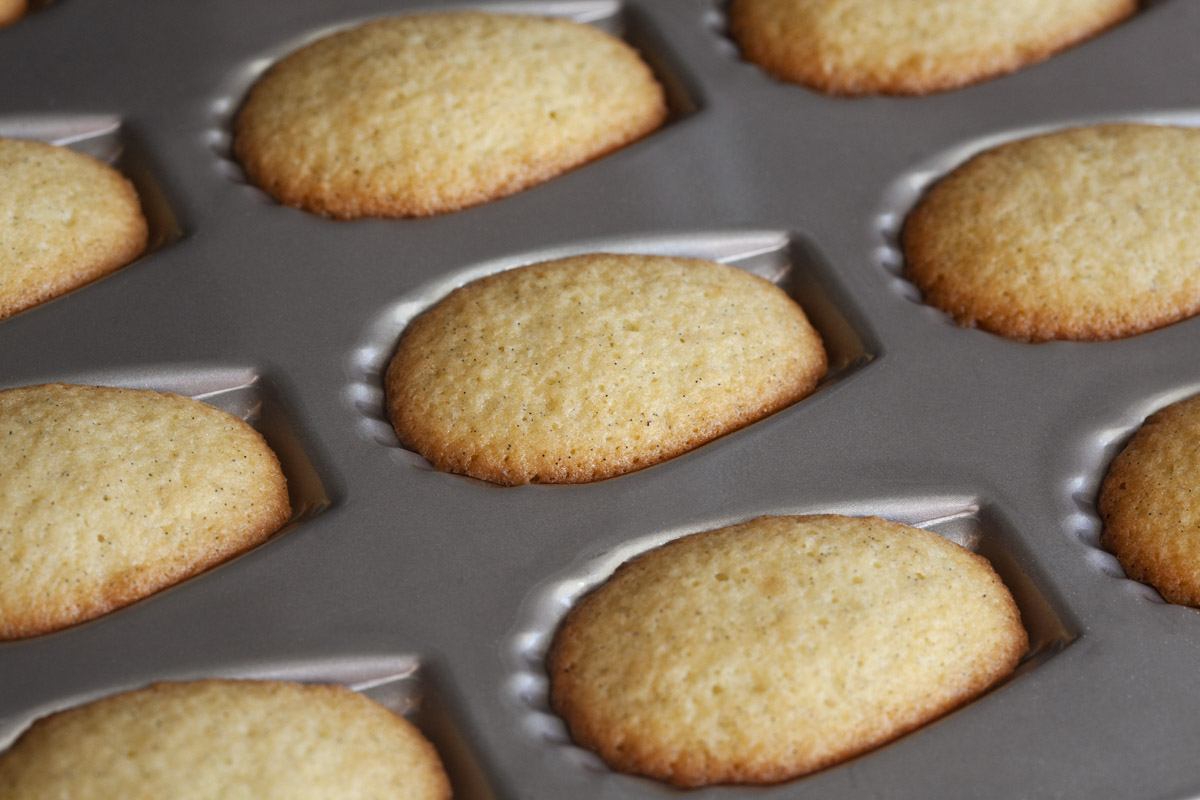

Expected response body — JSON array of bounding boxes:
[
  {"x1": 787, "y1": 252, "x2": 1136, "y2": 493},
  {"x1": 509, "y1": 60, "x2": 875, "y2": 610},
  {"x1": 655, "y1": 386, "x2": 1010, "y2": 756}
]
[
  {"x1": 727, "y1": 0, "x2": 1138, "y2": 96},
  {"x1": 0, "y1": 0, "x2": 25, "y2": 28},
  {"x1": 234, "y1": 12, "x2": 668, "y2": 219}
]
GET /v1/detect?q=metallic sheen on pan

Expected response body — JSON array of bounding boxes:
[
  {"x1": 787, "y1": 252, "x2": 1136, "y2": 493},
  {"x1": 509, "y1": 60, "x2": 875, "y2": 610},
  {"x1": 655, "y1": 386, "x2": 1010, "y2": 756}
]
[{"x1": 0, "y1": 1, "x2": 1197, "y2": 797}]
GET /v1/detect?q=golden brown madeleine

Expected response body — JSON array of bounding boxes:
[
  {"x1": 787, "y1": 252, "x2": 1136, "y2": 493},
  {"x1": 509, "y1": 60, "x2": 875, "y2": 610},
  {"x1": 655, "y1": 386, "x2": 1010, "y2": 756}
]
[
  {"x1": 0, "y1": 138, "x2": 147, "y2": 320},
  {"x1": 1100, "y1": 394, "x2": 1200, "y2": 606},
  {"x1": 0, "y1": 384, "x2": 290, "y2": 638},
  {"x1": 386, "y1": 254, "x2": 826, "y2": 484},
  {"x1": 235, "y1": 12, "x2": 667, "y2": 218},
  {"x1": 729, "y1": 0, "x2": 1136, "y2": 96},
  {"x1": 904, "y1": 124, "x2": 1200, "y2": 341},
  {"x1": 548, "y1": 515, "x2": 1027, "y2": 786},
  {"x1": 0, "y1": 680, "x2": 452, "y2": 799}
]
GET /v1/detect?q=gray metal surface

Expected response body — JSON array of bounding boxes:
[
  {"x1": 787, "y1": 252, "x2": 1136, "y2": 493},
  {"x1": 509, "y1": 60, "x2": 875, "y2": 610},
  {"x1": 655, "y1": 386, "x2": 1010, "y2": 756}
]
[{"x1": 1, "y1": 0, "x2": 1198, "y2": 796}]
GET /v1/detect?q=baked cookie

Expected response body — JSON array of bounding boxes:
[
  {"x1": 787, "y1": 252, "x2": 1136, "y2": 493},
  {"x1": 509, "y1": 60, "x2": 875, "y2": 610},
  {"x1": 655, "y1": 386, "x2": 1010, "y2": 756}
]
[
  {"x1": 903, "y1": 124, "x2": 1200, "y2": 342},
  {"x1": 548, "y1": 514, "x2": 1027, "y2": 786},
  {"x1": 0, "y1": 0, "x2": 25, "y2": 28},
  {"x1": 1099, "y1": 393, "x2": 1200, "y2": 606},
  {"x1": 0, "y1": 383, "x2": 291, "y2": 639},
  {"x1": 0, "y1": 137, "x2": 147, "y2": 321},
  {"x1": 728, "y1": 0, "x2": 1136, "y2": 96},
  {"x1": 235, "y1": 12, "x2": 667, "y2": 218},
  {"x1": 0, "y1": 680, "x2": 451, "y2": 799},
  {"x1": 385, "y1": 253, "x2": 826, "y2": 485}
]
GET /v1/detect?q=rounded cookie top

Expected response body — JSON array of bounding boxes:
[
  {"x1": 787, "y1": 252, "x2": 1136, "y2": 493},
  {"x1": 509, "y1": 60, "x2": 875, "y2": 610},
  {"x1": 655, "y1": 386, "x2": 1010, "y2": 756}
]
[
  {"x1": 903, "y1": 124, "x2": 1200, "y2": 342},
  {"x1": 728, "y1": 0, "x2": 1135, "y2": 96},
  {"x1": 0, "y1": 138, "x2": 148, "y2": 321},
  {"x1": 385, "y1": 253, "x2": 827, "y2": 485},
  {"x1": 0, "y1": 383, "x2": 291, "y2": 639},
  {"x1": 548, "y1": 514, "x2": 1027, "y2": 787},
  {"x1": 1099, "y1": 393, "x2": 1200, "y2": 606},
  {"x1": 0, "y1": 680, "x2": 452, "y2": 799},
  {"x1": 234, "y1": 12, "x2": 667, "y2": 218}
]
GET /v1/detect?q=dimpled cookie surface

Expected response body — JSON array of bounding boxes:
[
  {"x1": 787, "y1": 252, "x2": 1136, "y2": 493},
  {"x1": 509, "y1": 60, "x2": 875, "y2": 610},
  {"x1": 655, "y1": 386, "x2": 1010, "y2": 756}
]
[
  {"x1": 385, "y1": 253, "x2": 827, "y2": 485},
  {"x1": 1100, "y1": 393, "x2": 1200, "y2": 606},
  {"x1": 903, "y1": 124, "x2": 1200, "y2": 341},
  {"x1": 728, "y1": 0, "x2": 1135, "y2": 95},
  {"x1": 234, "y1": 12, "x2": 667, "y2": 218},
  {"x1": 0, "y1": 137, "x2": 147, "y2": 320},
  {"x1": 0, "y1": 384, "x2": 290, "y2": 638},
  {"x1": 548, "y1": 514, "x2": 1027, "y2": 786},
  {"x1": 0, "y1": 680, "x2": 452, "y2": 800}
]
